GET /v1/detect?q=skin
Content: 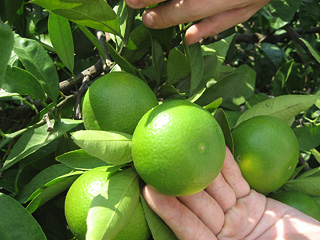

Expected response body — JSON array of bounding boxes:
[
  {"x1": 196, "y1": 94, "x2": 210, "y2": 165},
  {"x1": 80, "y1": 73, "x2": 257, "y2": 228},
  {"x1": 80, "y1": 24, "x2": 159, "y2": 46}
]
[
  {"x1": 143, "y1": 147, "x2": 320, "y2": 239},
  {"x1": 125, "y1": 0, "x2": 271, "y2": 45}
]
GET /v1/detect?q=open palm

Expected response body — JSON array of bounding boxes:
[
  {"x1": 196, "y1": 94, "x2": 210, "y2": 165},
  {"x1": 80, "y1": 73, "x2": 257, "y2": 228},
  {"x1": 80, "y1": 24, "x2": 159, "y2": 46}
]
[{"x1": 143, "y1": 148, "x2": 320, "y2": 239}]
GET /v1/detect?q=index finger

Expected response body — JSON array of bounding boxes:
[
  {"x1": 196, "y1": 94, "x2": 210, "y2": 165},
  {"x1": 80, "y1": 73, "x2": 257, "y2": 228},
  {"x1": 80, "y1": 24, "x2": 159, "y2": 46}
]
[
  {"x1": 141, "y1": 0, "x2": 249, "y2": 29},
  {"x1": 143, "y1": 186, "x2": 217, "y2": 240},
  {"x1": 221, "y1": 147, "x2": 250, "y2": 199}
]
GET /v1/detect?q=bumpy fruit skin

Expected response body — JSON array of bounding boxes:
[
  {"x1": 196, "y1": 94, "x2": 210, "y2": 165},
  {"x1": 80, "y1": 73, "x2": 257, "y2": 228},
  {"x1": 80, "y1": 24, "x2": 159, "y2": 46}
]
[
  {"x1": 65, "y1": 168, "x2": 110, "y2": 240},
  {"x1": 82, "y1": 72, "x2": 158, "y2": 135},
  {"x1": 132, "y1": 99, "x2": 226, "y2": 196},
  {"x1": 270, "y1": 190, "x2": 320, "y2": 221},
  {"x1": 232, "y1": 115, "x2": 299, "y2": 194}
]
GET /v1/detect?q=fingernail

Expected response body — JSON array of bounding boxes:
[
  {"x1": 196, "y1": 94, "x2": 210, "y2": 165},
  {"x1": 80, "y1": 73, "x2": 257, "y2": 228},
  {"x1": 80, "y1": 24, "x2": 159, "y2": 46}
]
[
  {"x1": 185, "y1": 25, "x2": 203, "y2": 45},
  {"x1": 143, "y1": 11, "x2": 155, "y2": 27}
]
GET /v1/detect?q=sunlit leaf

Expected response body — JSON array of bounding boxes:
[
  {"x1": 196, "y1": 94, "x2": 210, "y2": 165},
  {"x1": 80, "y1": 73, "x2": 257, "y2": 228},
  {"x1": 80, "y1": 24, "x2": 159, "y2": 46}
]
[
  {"x1": 48, "y1": 12, "x2": 74, "y2": 73},
  {"x1": 56, "y1": 149, "x2": 109, "y2": 170},
  {"x1": 86, "y1": 167, "x2": 140, "y2": 240},
  {"x1": 236, "y1": 95, "x2": 318, "y2": 126},
  {"x1": 71, "y1": 130, "x2": 132, "y2": 165},
  {"x1": 3, "y1": 66, "x2": 46, "y2": 101},
  {"x1": 13, "y1": 34, "x2": 60, "y2": 103},
  {"x1": 32, "y1": 0, "x2": 120, "y2": 35},
  {"x1": 1, "y1": 119, "x2": 82, "y2": 171}
]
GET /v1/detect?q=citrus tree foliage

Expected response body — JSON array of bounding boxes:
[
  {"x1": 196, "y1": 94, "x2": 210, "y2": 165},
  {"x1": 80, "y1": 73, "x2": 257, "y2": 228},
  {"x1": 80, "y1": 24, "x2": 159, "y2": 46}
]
[{"x1": 0, "y1": 0, "x2": 320, "y2": 239}]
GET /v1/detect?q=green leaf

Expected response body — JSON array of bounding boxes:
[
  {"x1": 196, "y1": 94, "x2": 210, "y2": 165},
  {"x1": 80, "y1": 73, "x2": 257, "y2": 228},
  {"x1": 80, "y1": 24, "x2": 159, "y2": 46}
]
[
  {"x1": 193, "y1": 55, "x2": 219, "y2": 94},
  {"x1": 32, "y1": 0, "x2": 121, "y2": 35},
  {"x1": 152, "y1": 38, "x2": 165, "y2": 86},
  {"x1": 266, "y1": 0, "x2": 303, "y2": 29},
  {"x1": 203, "y1": 98, "x2": 223, "y2": 113},
  {"x1": 189, "y1": 42, "x2": 204, "y2": 95},
  {"x1": 297, "y1": 167, "x2": 320, "y2": 179},
  {"x1": 284, "y1": 176, "x2": 320, "y2": 196},
  {"x1": 214, "y1": 108, "x2": 234, "y2": 154},
  {"x1": 236, "y1": 95, "x2": 318, "y2": 126},
  {"x1": 2, "y1": 0, "x2": 25, "y2": 33},
  {"x1": 1, "y1": 119, "x2": 83, "y2": 171},
  {"x1": 105, "y1": 41, "x2": 145, "y2": 81},
  {"x1": 310, "y1": 149, "x2": 320, "y2": 165},
  {"x1": 140, "y1": 195, "x2": 178, "y2": 240},
  {"x1": 300, "y1": 38, "x2": 320, "y2": 64},
  {"x1": 56, "y1": 149, "x2": 109, "y2": 170},
  {"x1": 86, "y1": 167, "x2": 140, "y2": 240},
  {"x1": 71, "y1": 130, "x2": 132, "y2": 165},
  {"x1": 0, "y1": 22, "x2": 14, "y2": 87},
  {"x1": 260, "y1": 43, "x2": 283, "y2": 68},
  {"x1": 299, "y1": 1, "x2": 320, "y2": 30},
  {"x1": 293, "y1": 125, "x2": 320, "y2": 151},
  {"x1": 0, "y1": 193, "x2": 47, "y2": 240},
  {"x1": 196, "y1": 64, "x2": 256, "y2": 109},
  {"x1": 245, "y1": 93, "x2": 270, "y2": 110},
  {"x1": 149, "y1": 27, "x2": 174, "y2": 52},
  {"x1": 77, "y1": 24, "x2": 106, "y2": 61},
  {"x1": 16, "y1": 164, "x2": 79, "y2": 203},
  {"x1": 201, "y1": 33, "x2": 235, "y2": 62},
  {"x1": 13, "y1": 34, "x2": 60, "y2": 103},
  {"x1": 126, "y1": 23, "x2": 150, "y2": 51},
  {"x1": 26, "y1": 174, "x2": 79, "y2": 213},
  {"x1": 272, "y1": 59, "x2": 294, "y2": 96},
  {"x1": 122, "y1": 24, "x2": 151, "y2": 63},
  {"x1": 3, "y1": 66, "x2": 46, "y2": 101},
  {"x1": 167, "y1": 48, "x2": 190, "y2": 85},
  {"x1": 48, "y1": 12, "x2": 74, "y2": 73}
]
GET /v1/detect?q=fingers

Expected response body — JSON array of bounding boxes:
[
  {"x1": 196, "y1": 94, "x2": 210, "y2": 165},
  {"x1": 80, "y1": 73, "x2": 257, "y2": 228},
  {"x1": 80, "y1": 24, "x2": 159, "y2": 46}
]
[
  {"x1": 185, "y1": 0, "x2": 270, "y2": 45},
  {"x1": 220, "y1": 147, "x2": 251, "y2": 199},
  {"x1": 141, "y1": 0, "x2": 242, "y2": 29},
  {"x1": 217, "y1": 190, "x2": 267, "y2": 239},
  {"x1": 204, "y1": 147, "x2": 250, "y2": 212},
  {"x1": 128, "y1": 0, "x2": 270, "y2": 45},
  {"x1": 178, "y1": 190, "x2": 224, "y2": 235},
  {"x1": 143, "y1": 186, "x2": 217, "y2": 240},
  {"x1": 205, "y1": 173, "x2": 237, "y2": 213}
]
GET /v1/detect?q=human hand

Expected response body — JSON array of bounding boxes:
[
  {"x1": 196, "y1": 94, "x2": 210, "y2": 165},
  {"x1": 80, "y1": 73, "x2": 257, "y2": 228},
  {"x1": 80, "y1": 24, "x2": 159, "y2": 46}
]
[
  {"x1": 143, "y1": 147, "x2": 320, "y2": 239},
  {"x1": 124, "y1": 0, "x2": 270, "y2": 45}
]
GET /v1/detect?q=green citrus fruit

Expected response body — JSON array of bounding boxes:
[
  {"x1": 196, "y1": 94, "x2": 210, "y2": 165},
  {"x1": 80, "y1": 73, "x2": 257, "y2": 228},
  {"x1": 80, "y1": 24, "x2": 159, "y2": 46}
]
[
  {"x1": 65, "y1": 167, "x2": 110, "y2": 240},
  {"x1": 270, "y1": 190, "x2": 320, "y2": 221},
  {"x1": 82, "y1": 72, "x2": 158, "y2": 135},
  {"x1": 132, "y1": 99, "x2": 226, "y2": 196},
  {"x1": 232, "y1": 115, "x2": 299, "y2": 194},
  {"x1": 64, "y1": 167, "x2": 150, "y2": 240}
]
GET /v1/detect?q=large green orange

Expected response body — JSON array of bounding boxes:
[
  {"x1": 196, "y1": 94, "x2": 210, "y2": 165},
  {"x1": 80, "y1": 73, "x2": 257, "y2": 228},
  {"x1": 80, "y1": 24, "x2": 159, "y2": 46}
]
[
  {"x1": 232, "y1": 115, "x2": 299, "y2": 194},
  {"x1": 82, "y1": 72, "x2": 158, "y2": 134},
  {"x1": 270, "y1": 190, "x2": 320, "y2": 221},
  {"x1": 64, "y1": 167, "x2": 150, "y2": 240},
  {"x1": 132, "y1": 99, "x2": 226, "y2": 196}
]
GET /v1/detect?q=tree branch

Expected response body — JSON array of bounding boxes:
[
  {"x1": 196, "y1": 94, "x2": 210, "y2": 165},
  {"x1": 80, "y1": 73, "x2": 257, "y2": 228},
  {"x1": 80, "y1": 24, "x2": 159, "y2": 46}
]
[
  {"x1": 204, "y1": 27, "x2": 320, "y2": 44},
  {"x1": 59, "y1": 58, "x2": 105, "y2": 95},
  {"x1": 1, "y1": 59, "x2": 106, "y2": 133}
]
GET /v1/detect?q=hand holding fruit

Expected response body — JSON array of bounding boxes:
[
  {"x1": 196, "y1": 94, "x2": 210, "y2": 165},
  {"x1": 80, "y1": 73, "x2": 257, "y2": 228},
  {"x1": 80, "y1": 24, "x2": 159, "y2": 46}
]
[
  {"x1": 125, "y1": 0, "x2": 270, "y2": 45},
  {"x1": 143, "y1": 147, "x2": 320, "y2": 239}
]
